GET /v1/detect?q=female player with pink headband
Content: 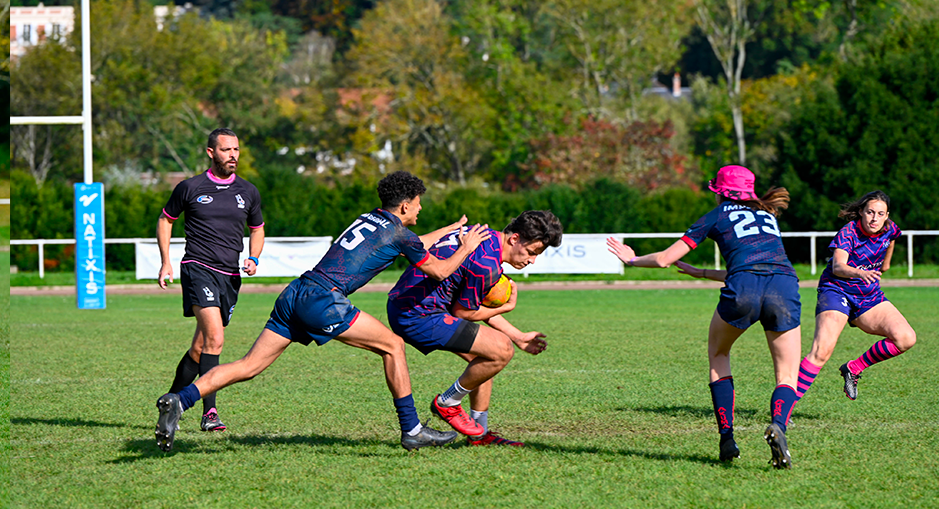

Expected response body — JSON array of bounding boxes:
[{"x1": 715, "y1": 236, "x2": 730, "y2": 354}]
[{"x1": 608, "y1": 165, "x2": 802, "y2": 469}]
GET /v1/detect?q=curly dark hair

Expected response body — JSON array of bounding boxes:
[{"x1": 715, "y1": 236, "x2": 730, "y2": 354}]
[
  {"x1": 503, "y1": 210, "x2": 563, "y2": 248},
  {"x1": 207, "y1": 128, "x2": 238, "y2": 149},
  {"x1": 377, "y1": 171, "x2": 427, "y2": 209},
  {"x1": 839, "y1": 190, "x2": 891, "y2": 221}
]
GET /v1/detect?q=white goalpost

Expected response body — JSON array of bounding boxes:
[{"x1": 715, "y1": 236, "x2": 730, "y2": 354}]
[{"x1": 10, "y1": 0, "x2": 104, "y2": 309}]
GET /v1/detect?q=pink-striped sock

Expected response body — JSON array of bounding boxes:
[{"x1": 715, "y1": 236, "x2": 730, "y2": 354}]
[
  {"x1": 847, "y1": 339, "x2": 902, "y2": 374},
  {"x1": 795, "y1": 357, "x2": 822, "y2": 400}
]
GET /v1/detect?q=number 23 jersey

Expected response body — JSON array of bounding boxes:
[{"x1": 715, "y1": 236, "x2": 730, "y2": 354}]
[{"x1": 681, "y1": 202, "x2": 796, "y2": 278}]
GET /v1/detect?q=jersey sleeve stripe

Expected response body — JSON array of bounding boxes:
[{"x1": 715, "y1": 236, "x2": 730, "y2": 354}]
[
  {"x1": 414, "y1": 252, "x2": 430, "y2": 268},
  {"x1": 162, "y1": 208, "x2": 179, "y2": 220},
  {"x1": 248, "y1": 223, "x2": 265, "y2": 229},
  {"x1": 680, "y1": 235, "x2": 697, "y2": 249}
]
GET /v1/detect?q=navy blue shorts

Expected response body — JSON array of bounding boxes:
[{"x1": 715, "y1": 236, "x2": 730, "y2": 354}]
[
  {"x1": 386, "y1": 303, "x2": 479, "y2": 356},
  {"x1": 264, "y1": 278, "x2": 361, "y2": 346},
  {"x1": 816, "y1": 287, "x2": 887, "y2": 325},
  {"x1": 717, "y1": 272, "x2": 801, "y2": 332}
]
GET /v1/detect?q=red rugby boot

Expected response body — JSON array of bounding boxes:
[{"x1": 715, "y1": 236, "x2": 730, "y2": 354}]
[
  {"x1": 467, "y1": 431, "x2": 524, "y2": 447},
  {"x1": 430, "y1": 396, "x2": 485, "y2": 436}
]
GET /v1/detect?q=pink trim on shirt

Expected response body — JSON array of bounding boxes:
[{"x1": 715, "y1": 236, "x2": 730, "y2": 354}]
[
  {"x1": 182, "y1": 259, "x2": 240, "y2": 277},
  {"x1": 248, "y1": 223, "x2": 265, "y2": 229},
  {"x1": 162, "y1": 208, "x2": 179, "y2": 220},
  {"x1": 206, "y1": 169, "x2": 236, "y2": 184},
  {"x1": 680, "y1": 235, "x2": 698, "y2": 249}
]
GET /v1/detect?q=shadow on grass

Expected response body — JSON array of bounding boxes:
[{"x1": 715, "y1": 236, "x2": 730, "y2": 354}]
[
  {"x1": 622, "y1": 405, "x2": 759, "y2": 420},
  {"x1": 109, "y1": 433, "x2": 403, "y2": 464},
  {"x1": 113, "y1": 433, "x2": 730, "y2": 467},
  {"x1": 523, "y1": 442, "x2": 727, "y2": 466},
  {"x1": 623, "y1": 405, "x2": 823, "y2": 422},
  {"x1": 12, "y1": 417, "x2": 127, "y2": 428}
]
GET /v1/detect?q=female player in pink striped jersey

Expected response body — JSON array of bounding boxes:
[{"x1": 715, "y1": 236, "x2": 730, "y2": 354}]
[{"x1": 793, "y1": 190, "x2": 917, "y2": 402}]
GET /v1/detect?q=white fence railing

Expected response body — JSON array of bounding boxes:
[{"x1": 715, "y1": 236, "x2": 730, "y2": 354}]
[{"x1": 10, "y1": 231, "x2": 939, "y2": 279}]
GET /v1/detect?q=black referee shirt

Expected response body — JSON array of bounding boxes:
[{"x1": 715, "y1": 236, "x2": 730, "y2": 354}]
[{"x1": 162, "y1": 170, "x2": 264, "y2": 273}]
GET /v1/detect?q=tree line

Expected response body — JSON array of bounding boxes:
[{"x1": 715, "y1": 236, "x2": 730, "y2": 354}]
[{"x1": 9, "y1": 0, "x2": 939, "y2": 269}]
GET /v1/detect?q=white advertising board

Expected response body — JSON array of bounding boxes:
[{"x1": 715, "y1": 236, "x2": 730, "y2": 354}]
[
  {"x1": 135, "y1": 237, "x2": 333, "y2": 279},
  {"x1": 503, "y1": 234, "x2": 624, "y2": 275}
]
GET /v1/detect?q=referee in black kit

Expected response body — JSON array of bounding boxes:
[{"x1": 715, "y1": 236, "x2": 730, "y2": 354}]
[{"x1": 156, "y1": 128, "x2": 265, "y2": 432}]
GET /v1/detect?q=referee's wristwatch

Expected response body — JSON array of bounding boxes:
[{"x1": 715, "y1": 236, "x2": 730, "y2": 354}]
[{"x1": 247, "y1": 256, "x2": 259, "y2": 266}]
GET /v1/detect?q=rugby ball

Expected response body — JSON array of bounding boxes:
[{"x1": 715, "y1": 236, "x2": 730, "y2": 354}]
[{"x1": 482, "y1": 274, "x2": 512, "y2": 308}]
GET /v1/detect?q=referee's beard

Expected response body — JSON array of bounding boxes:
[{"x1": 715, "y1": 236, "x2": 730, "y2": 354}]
[{"x1": 210, "y1": 156, "x2": 238, "y2": 179}]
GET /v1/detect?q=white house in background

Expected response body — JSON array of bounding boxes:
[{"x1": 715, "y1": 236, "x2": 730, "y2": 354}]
[
  {"x1": 9, "y1": 3, "x2": 74, "y2": 59},
  {"x1": 642, "y1": 73, "x2": 692, "y2": 100},
  {"x1": 153, "y1": 3, "x2": 198, "y2": 31}
]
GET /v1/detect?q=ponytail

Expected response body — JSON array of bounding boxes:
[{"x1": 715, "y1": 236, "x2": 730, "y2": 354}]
[{"x1": 721, "y1": 187, "x2": 790, "y2": 217}]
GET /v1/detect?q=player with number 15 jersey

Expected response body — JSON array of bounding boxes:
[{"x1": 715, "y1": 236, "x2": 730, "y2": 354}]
[{"x1": 155, "y1": 171, "x2": 491, "y2": 453}]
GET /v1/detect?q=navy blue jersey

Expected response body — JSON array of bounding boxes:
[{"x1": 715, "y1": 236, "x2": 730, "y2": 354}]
[
  {"x1": 388, "y1": 228, "x2": 502, "y2": 316},
  {"x1": 818, "y1": 220, "x2": 901, "y2": 297},
  {"x1": 682, "y1": 203, "x2": 796, "y2": 278},
  {"x1": 304, "y1": 208, "x2": 429, "y2": 296},
  {"x1": 163, "y1": 170, "x2": 264, "y2": 273}
]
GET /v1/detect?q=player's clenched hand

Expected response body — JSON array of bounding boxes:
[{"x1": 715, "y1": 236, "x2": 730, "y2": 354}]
[
  {"x1": 158, "y1": 263, "x2": 174, "y2": 289},
  {"x1": 458, "y1": 223, "x2": 491, "y2": 252},
  {"x1": 514, "y1": 331, "x2": 547, "y2": 355},
  {"x1": 242, "y1": 258, "x2": 258, "y2": 276},
  {"x1": 606, "y1": 237, "x2": 636, "y2": 264}
]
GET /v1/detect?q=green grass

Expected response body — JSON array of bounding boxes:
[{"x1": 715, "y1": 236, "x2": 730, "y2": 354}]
[
  {"x1": 2, "y1": 227, "x2": 11, "y2": 507},
  {"x1": 11, "y1": 263, "x2": 939, "y2": 287},
  {"x1": 8, "y1": 286, "x2": 939, "y2": 507}
]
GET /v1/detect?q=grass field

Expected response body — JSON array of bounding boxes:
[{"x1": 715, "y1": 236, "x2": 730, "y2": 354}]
[
  {"x1": 11, "y1": 263, "x2": 939, "y2": 287},
  {"x1": 8, "y1": 286, "x2": 939, "y2": 508},
  {"x1": 3, "y1": 178, "x2": 12, "y2": 508}
]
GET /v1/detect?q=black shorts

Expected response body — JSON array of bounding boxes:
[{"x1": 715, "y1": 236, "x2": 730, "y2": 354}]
[{"x1": 181, "y1": 262, "x2": 242, "y2": 327}]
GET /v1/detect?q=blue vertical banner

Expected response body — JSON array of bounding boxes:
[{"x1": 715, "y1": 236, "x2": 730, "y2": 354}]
[{"x1": 75, "y1": 183, "x2": 106, "y2": 309}]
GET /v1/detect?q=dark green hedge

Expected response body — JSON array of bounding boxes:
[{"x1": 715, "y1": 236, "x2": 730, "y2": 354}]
[{"x1": 11, "y1": 170, "x2": 718, "y2": 272}]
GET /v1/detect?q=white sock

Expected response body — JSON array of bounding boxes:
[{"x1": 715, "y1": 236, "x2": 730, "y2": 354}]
[
  {"x1": 438, "y1": 380, "x2": 471, "y2": 406},
  {"x1": 470, "y1": 410, "x2": 488, "y2": 433},
  {"x1": 406, "y1": 422, "x2": 423, "y2": 436}
]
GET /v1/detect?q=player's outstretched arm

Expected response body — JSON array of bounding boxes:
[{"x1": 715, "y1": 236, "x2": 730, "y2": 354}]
[
  {"x1": 417, "y1": 223, "x2": 491, "y2": 281},
  {"x1": 608, "y1": 238, "x2": 691, "y2": 269},
  {"x1": 418, "y1": 215, "x2": 468, "y2": 249},
  {"x1": 675, "y1": 261, "x2": 726, "y2": 282}
]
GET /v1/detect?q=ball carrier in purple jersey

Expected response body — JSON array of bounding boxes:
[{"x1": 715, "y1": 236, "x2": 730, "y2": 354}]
[
  {"x1": 792, "y1": 190, "x2": 916, "y2": 403},
  {"x1": 387, "y1": 211, "x2": 563, "y2": 446},
  {"x1": 608, "y1": 165, "x2": 803, "y2": 469},
  {"x1": 156, "y1": 128, "x2": 265, "y2": 433},
  {"x1": 155, "y1": 171, "x2": 492, "y2": 452}
]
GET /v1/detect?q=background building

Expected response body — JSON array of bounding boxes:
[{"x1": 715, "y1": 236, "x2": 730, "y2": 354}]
[{"x1": 9, "y1": 3, "x2": 75, "y2": 60}]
